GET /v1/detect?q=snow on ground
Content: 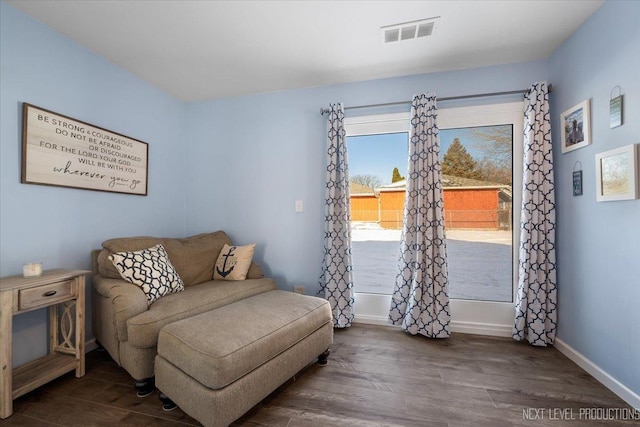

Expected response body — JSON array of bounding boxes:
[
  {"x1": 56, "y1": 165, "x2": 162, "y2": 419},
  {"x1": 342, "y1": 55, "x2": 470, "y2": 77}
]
[{"x1": 351, "y1": 225, "x2": 513, "y2": 302}]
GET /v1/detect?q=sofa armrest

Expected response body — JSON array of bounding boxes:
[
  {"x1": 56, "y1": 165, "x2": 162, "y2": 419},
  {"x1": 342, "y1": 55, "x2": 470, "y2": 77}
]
[{"x1": 93, "y1": 276, "x2": 147, "y2": 342}]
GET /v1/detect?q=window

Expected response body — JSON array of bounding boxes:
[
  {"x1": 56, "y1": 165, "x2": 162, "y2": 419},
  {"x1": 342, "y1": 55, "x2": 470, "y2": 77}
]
[
  {"x1": 345, "y1": 102, "x2": 524, "y2": 336},
  {"x1": 345, "y1": 113, "x2": 409, "y2": 324},
  {"x1": 440, "y1": 102, "x2": 523, "y2": 335},
  {"x1": 348, "y1": 132, "x2": 408, "y2": 295},
  {"x1": 440, "y1": 124, "x2": 513, "y2": 303}
]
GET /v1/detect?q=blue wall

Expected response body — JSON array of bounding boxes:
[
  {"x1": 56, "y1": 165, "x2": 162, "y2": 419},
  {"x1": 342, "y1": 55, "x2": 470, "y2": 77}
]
[
  {"x1": 184, "y1": 61, "x2": 546, "y2": 290},
  {"x1": 2, "y1": 0, "x2": 637, "y2": 400},
  {"x1": 0, "y1": 3, "x2": 186, "y2": 366},
  {"x1": 548, "y1": 1, "x2": 640, "y2": 396}
]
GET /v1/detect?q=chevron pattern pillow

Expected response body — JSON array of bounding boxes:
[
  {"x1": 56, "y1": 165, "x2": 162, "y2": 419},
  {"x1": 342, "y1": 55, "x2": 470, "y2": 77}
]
[{"x1": 109, "y1": 244, "x2": 184, "y2": 305}]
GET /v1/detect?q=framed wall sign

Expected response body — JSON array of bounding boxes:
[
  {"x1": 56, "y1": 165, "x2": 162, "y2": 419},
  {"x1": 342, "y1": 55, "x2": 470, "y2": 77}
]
[
  {"x1": 561, "y1": 99, "x2": 591, "y2": 153},
  {"x1": 595, "y1": 144, "x2": 638, "y2": 202},
  {"x1": 21, "y1": 103, "x2": 148, "y2": 195},
  {"x1": 610, "y1": 98, "x2": 623, "y2": 129},
  {"x1": 573, "y1": 170, "x2": 583, "y2": 196}
]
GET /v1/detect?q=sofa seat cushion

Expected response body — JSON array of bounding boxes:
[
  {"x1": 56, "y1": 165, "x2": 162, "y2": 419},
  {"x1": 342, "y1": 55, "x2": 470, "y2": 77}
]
[
  {"x1": 157, "y1": 290, "x2": 332, "y2": 390},
  {"x1": 126, "y1": 278, "x2": 276, "y2": 348}
]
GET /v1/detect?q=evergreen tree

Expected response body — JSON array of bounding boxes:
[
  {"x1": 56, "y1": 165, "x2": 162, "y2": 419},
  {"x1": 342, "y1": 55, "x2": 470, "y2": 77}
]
[
  {"x1": 442, "y1": 138, "x2": 481, "y2": 179},
  {"x1": 391, "y1": 167, "x2": 405, "y2": 183}
]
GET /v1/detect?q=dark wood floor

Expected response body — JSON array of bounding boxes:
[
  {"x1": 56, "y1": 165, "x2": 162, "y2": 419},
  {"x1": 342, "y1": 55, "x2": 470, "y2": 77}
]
[{"x1": 5, "y1": 324, "x2": 635, "y2": 426}]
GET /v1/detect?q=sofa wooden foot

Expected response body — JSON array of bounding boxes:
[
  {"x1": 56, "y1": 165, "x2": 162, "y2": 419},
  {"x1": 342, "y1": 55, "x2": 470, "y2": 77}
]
[
  {"x1": 135, "y1": 377, "x2": 155, "y2": 397},
  {"x1": 317, "y1": 348, "x2": 330, "y2": 366},
  {"x1": 159, "y1": 392, "x2": 178, "y2": 411}
]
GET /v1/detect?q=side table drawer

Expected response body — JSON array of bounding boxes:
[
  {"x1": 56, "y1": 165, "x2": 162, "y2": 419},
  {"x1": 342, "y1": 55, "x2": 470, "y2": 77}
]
[{"x1": 19, "y1": 280, "x2": 74, "y2": 311}]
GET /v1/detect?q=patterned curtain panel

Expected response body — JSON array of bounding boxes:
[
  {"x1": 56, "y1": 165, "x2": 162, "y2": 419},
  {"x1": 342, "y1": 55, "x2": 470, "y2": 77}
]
[
  {"x1": 388, "y1": 93, "x2": 451, "y2": 338},
  {"x1": 319, "y1": 103, "x2": 354, "y2": 328},
  {"x1": 513, "y1": 82, "x2": 557, "y2": 346}
]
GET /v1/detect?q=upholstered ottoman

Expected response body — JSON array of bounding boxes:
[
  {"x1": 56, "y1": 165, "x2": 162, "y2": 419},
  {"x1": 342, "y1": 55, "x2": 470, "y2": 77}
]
[{"x1": 155, "y1": 290, "x2": 333, "y2": 427}]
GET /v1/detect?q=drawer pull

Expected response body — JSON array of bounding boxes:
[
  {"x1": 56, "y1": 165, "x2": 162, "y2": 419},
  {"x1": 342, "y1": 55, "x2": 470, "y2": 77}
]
[{"x1": 43, "y1": 290, "x2": 57, "y2": 297}]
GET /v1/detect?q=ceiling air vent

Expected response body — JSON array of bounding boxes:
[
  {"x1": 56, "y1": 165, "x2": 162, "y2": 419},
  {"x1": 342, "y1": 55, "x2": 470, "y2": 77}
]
[
  {"x1": 401, "y1": 25, "x2": 416, "y2": 41},
  {"x1": 384, "y1": 28, "x2": 400, "y2": 43},
  {"x1": 381, "y1": 17, "x2": 439, "y2": 44}
]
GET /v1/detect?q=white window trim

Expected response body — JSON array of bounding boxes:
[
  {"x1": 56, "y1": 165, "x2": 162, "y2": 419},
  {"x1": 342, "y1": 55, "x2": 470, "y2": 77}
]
[
  {"x1": 345, "y1": 112, "x2": 410, "y2": 136},
  {"x1": 346, "y1": 102, "x2": 524, "y2": 337}
]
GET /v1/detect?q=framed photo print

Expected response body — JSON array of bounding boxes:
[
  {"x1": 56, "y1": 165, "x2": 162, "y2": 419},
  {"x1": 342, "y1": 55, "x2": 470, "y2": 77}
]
[
  {"x1": 561, "y1": 99, "x2": 591, "y2": 153},
  {"x1": 595, "y1": 144, "x2": 638, "y2": 202}
]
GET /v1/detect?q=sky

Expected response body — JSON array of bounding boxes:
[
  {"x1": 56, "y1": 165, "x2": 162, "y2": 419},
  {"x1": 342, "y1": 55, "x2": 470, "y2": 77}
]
[
  {"x1": 347, "y1": 126, "x2": 506, "y2": 185},
  {"x1": 347, "y1": 133, "x2": 408, "y2": 185}
]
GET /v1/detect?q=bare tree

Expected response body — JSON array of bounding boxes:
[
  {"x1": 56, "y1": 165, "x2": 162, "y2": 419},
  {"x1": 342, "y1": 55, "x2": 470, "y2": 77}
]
[
  {"x1": 471, "y1": 125, "x2": 512, "y2": 169},
  {"x1": 471, "y1": 125, "x2": 512, "y2": 184},
  {"x1": 350, "y1": 174, "x2": 383, "y2": 189},
  {"x1": 476, "y1": 159, "x2": 512, "y2": 184}
]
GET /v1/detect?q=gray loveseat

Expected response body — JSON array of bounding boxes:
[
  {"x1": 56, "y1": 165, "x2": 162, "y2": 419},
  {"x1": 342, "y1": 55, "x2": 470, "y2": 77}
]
[{"x1": 91, "y1": 231, "x2": 277, "y2": 395}]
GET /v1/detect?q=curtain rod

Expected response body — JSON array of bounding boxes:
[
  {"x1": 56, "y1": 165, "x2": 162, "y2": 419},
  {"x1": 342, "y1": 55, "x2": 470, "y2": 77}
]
[{"x1": 319, "y1": 84, "x2": 552, "y2": 115}]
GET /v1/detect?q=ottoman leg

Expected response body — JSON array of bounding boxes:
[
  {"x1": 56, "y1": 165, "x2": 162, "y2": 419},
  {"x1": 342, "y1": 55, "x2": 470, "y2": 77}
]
[
  {"x1": 159, "y1": 392, "x2": 178, "y2": 411},
  {"x1": 317, "y1": 348, "x2": 331, "y2": 366},
  {"x1": 135, "y1": 376, "x2": 155, "y2": 397}
]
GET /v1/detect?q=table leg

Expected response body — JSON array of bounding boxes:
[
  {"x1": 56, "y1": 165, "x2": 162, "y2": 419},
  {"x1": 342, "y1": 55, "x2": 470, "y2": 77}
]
[
  {"x1": 75, "y1": 275, "x2": 85, "y2": 377},
  {"x1": 0, "y1": 291, "x2": 13, "y2": 419}
]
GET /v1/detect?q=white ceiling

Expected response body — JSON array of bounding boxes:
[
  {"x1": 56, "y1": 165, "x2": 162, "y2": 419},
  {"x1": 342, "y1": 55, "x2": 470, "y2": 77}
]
[{"x1": 8, "y1": 0, "x2": 604, "y2": 102}]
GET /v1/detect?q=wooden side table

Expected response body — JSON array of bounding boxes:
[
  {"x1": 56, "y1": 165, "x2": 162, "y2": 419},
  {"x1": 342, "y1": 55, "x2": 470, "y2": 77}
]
[{"x1": 0, "y1": 269, "x2": 89, "y2": 419}]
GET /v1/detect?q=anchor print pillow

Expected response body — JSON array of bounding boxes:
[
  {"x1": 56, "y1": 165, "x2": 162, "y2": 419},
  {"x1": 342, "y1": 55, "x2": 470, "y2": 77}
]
[
  {"x1": 214, "y1": 243, "x2": 255, "y2": 281},
  {"x1": 109, "y1": 244, "x2": 185, "y2": 306}
]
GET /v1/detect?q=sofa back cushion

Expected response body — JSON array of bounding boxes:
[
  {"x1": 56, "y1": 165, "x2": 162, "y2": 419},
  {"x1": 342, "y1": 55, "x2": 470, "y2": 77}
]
[{"x1": 99, "y1": 231, "x2": 231, "y2": 287}]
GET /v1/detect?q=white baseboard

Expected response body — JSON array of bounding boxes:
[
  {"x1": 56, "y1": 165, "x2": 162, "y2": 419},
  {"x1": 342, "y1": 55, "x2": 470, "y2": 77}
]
[
  {"x1": 554, "y1": 338, "x2": 640, "y2": 409},
  {"x1": 450, "y1": 320, "x2": 512, "y2": 337},
  {"x1": 353, "y1": 314, "x2": 394, "y2": 326},
  {"x1": 85, "y1": 338, "x2": 98, "y2": 353},
  {"x1": 354, "y1": 315, "x2": 512, "y2": 338}
]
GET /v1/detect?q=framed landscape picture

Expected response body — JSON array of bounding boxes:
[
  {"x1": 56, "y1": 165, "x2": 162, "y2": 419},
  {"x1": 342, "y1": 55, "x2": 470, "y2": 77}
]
[
  {"x1": 561, "y1": 99, "x2": 591, "y2": 153},
  {"x1": 595, "y1": 144, "x2": 638, "y2": 202}
]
